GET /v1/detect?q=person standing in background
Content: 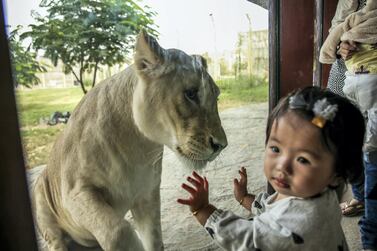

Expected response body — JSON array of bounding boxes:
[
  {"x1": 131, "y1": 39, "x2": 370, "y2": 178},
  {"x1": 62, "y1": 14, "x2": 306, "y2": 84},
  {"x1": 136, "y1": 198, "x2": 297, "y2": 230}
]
[{"x1": 323, "y1": 0, "x2": 377, "y2": 250}]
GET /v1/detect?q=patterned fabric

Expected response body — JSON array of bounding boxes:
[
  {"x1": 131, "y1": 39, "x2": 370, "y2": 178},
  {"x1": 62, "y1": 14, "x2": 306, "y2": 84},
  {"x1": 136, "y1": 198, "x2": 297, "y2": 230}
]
[
  {"x1": 327, "y1": 59, "x2": 348, "y2": 96},
  {"x1": 327, "y1": 0, "x2": 367, "y2": 96},
  {"x1": 204, "y1": 190, "x2": 349, "y2": 251}
]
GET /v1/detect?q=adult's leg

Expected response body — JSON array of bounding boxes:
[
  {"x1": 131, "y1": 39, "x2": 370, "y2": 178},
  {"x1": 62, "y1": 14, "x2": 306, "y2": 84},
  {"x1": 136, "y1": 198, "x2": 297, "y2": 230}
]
[
  {"x1": 352, "y1": 174, "x2": 365, "y2": 202},
  {"x1": 340, "y1": 174, "x2": 365, "y2": 216},
  {"x1": 351, "y1": 74, "x2": 377, "y2": 249},
  {"x1": 339, "y1": 73, "x2": 366, "y2": 215},
  {"x1": 360, "y1": 107, "x2": 377, "y2": 250},
  {"x1": 327, "y1": 61, "x2": 365, "y2": 214},
  {"x1": 360, "y1": 152, "x2": 377, "y2": 250}
]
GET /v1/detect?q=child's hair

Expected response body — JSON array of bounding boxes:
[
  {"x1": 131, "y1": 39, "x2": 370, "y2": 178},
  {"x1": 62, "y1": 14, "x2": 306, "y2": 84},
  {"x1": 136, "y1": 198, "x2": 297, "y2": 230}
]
[{"x1": 266, "y1": 86, "x2": 365, "y2": 184}]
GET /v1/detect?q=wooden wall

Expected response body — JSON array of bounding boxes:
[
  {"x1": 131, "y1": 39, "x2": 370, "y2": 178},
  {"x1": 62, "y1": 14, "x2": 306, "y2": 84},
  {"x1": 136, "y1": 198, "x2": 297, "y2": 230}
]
[
  {"x1": 280, "y1": 0, "x2": 315, "y2": 96},
  {"x1": 269, "y1": 0, "x2": 339, "y2": 107},
  {"x1": 321, "y1": 0, "x2": 339, "y2": 87}
]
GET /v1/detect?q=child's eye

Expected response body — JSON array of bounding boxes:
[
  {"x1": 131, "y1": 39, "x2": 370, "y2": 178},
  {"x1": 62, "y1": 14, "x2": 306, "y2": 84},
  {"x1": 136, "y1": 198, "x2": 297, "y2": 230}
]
[
  {"x1": 270, "y1": 146, "x2": 279, "y2": 153},
  {"x1": 297, "y1": 156, "x2": 310, "y2": 165}
]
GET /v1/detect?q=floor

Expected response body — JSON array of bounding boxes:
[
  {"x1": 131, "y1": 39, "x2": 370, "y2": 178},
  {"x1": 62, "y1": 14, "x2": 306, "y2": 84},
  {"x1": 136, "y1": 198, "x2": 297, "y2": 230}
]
[{"x1": 341, "y1": 186, "x2": 363, "y2": 251}]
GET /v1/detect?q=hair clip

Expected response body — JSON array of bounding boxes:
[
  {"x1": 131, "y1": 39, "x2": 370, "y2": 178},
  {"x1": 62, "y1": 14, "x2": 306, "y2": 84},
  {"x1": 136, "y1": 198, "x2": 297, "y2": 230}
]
[
  {"x1": 311, "y1": 98, "x2": 338, "y2": 128},
  {"x1": 289, "y1": 94, "x2": 309, "y2": 110}
]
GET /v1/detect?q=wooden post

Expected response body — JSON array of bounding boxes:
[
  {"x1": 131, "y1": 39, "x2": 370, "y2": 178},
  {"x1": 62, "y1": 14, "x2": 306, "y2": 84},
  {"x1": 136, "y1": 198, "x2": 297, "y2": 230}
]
[
  {"x1": 267, "y1": 0, "x2": 280, "y2": 194},
  {"x1": 268, "y1": 0, "x2": 280, "y2": 111},
  {"x1": 321, "y1": 0, "x2": 339, "y2": 88},
  {"x1": 313, "y1": 0, "x2": 324, "y2": 87}
]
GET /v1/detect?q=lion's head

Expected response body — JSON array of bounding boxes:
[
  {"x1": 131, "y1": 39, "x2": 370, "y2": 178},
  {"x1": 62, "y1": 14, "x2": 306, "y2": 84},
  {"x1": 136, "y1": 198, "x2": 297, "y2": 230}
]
[{"x1": 132, "y1": 31, "x2": 227, "y2": 169}]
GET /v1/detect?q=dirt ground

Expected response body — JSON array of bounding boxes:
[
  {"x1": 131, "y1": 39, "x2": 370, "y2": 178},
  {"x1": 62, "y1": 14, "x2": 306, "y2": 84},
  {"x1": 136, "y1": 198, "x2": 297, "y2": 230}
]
[{"x1": 27, "y1": 102, "x2": 362, "y2": 251}]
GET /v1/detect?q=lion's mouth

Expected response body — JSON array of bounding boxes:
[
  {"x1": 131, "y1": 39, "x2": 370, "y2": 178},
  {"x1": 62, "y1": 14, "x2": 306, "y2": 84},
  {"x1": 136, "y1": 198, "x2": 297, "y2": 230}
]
[{"x1": 176, "y1": 146, "x2": 209, "y2": 166}]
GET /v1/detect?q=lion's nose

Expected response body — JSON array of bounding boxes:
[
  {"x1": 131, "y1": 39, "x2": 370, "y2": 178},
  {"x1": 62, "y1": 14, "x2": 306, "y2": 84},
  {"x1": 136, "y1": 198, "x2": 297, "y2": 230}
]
[{"x1": 209, "y1": 136, "x2": 227, "y2": 153}]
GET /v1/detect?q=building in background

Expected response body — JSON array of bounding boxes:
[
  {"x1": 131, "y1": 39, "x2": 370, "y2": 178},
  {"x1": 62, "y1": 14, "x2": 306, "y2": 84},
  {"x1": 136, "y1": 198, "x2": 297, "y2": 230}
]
[
  {"x1": 205, "y1": 29, "x2": 268, "y2": 81},
  {"x1": 247, "y1": 29, "x2": 268, "y2": 78}
]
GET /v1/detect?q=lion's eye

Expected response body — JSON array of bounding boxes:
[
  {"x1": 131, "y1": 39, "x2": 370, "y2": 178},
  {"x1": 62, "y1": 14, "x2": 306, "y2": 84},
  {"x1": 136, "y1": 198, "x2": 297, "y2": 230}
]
[{"x1": 184, "y1": 89, "x2": 199, "y2": 103}]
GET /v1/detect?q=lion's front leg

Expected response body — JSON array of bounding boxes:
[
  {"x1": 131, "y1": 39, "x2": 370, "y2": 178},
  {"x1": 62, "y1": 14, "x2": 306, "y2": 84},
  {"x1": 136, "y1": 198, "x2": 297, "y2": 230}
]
[
  {"x1": 131, "y1": 186, "x2": 164, "y2": 251},
  {"x1": 64, "y1": 183, "x2": 145, "y2": 251},
  {"x1": 34, "y1": 176, "x2": 68, "y2": 251}
]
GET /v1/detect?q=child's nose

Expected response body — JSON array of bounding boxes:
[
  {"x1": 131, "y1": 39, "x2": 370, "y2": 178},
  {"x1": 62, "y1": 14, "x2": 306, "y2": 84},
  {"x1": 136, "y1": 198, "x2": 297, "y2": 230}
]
[{"x1": 276, "y1": 156, "x2": 293, "y2": 174}]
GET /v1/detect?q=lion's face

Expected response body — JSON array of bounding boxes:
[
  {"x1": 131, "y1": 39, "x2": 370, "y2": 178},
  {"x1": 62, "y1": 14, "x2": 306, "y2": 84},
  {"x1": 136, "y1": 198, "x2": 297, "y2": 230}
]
[{"x1": 132, "y1": 32, "x2": 227, "y2": 169}]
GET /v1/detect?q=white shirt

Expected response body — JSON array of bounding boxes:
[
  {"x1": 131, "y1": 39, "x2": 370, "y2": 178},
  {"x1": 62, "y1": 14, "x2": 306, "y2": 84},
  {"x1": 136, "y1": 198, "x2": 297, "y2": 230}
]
[{"x1": 205, "y1": 189, "x2": 349, "y2": 251}]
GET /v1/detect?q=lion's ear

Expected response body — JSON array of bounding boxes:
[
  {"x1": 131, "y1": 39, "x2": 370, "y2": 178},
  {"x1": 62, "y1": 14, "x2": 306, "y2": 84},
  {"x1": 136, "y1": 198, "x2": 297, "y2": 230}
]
[
  {"x1": 134, "y1": 30, "x2": 165, "y2": 78},
  {"x1": 191, "y1": 55, "x2": 208, "y2": 70}
]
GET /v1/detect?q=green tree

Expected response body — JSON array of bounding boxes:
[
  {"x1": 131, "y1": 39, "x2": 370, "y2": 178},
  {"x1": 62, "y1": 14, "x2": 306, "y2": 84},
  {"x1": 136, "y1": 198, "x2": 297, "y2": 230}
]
[
  {"x1": 9, "y1": 26, "x2": 47, "y2": 88},
  {"x1": 22, "y1": 0, "x2": 158, "y2": 94}
]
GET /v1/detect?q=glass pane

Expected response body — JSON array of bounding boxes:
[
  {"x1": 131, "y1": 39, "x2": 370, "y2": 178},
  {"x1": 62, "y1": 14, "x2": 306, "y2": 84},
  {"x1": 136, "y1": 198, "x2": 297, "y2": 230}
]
[{"x1": 6, "y1": 0, "x2": 268, "y2": 250}]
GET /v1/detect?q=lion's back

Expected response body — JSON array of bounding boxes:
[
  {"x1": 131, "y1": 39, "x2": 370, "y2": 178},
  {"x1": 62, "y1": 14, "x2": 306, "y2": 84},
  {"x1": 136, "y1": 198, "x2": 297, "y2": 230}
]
[{"x1": 45, "y1": 67, "x2": 137, "y2": 186}]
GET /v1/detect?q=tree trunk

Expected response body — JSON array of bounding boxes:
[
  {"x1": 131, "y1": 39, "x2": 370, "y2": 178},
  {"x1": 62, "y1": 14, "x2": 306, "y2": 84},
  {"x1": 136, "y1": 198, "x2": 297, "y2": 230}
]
[
  {"x1": 70, "y1": 66, "x2": 87, "y2": 94},
  {"x1": 91, "y1": 61, "x2": 99, "y2": 88},
  {"x1": 79, "y1": 59, "x2": 87, "y2": 94},
  {"x1": 79, "y1": 80, "x2": 87, "y2": 94}
]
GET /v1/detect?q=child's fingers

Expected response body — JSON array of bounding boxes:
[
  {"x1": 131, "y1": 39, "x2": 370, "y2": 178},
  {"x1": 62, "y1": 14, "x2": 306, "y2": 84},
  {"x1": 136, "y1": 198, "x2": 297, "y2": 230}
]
[
  {"x1": 204, "y1": 177, "x2": 209, "y2": 191},
  {"x1": 192, "y1": 171, "x2": 204, "y2": 184},
  {"x1": 239, "y1": 168, "x2": 247, "y2": 180},
  {"x1": 239, "y1": 170, "x2": 246, "y2": 180},
  {"x1": 187, "y1": 176, "x2": 201, "y2": 187},
  {"x1": 234, "y1": 178, "x2": 239, "y2": 186},
  {"x1": 177, "y1": 198, "x2": 192, "y2": 205},
  {"x1": 241, "y1": 167, "x2": 247, "y2": 176},
  {"x1": 181, "y1": 183, "x2": 197, "y2": 196}
]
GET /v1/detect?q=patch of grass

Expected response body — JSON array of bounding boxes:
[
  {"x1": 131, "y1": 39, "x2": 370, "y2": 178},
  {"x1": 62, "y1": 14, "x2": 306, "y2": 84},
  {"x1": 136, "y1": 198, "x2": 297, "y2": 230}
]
[
  {"x1": 16, "y1": 87, "x2": 83, "y2": 127},
  {"x1": 21, "y1": 125, "x2": 65, "y2": 168},
  {"x1": 217, "y1": 76, "x2": 268, "y2": 110},
  {"x1": 16, "y1": 87, "x2": 83, "y2": 168}
]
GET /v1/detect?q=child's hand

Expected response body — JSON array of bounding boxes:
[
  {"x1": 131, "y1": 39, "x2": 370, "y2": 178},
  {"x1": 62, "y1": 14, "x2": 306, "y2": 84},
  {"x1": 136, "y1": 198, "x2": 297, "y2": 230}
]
[
  {"x1": 233, "y1": 167, "x2": 248, "y2": 203},
  {"x1": 177, "y1": 171, "x2": 209, "y2": 213}
]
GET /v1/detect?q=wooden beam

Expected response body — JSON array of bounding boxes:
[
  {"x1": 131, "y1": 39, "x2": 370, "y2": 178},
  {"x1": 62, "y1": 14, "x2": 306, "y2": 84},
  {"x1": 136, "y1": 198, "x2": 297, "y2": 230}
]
[
  {"x1": 268, "y1": 0, "x2": 280, "y2": 111},
  {"x1": 321, "y1": 0, "x2": 339, "y2": 88},
  {"x1": 267, "y1": 0, "x2": 280, "y2": 194},
  {"x1": 313, "y1": 0, "x2": 324, "y2": 87}
]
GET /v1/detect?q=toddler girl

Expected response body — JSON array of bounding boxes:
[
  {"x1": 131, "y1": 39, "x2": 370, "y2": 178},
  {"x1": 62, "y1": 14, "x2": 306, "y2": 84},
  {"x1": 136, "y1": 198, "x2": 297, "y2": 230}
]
[{"x1": 177, "y1": 86, "x2": 365, "y2": 250}]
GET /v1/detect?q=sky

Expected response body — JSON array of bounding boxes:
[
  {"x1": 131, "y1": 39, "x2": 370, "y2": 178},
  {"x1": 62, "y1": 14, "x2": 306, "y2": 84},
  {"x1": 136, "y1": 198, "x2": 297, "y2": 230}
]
[{"x1": 5, "y1": 0, "x2": 268, "y2": 55}]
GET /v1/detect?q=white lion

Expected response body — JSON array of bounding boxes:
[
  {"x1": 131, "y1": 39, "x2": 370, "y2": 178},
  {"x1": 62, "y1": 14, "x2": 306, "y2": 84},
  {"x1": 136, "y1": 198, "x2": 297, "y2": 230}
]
[{"x1": 33, "y1": 31, "x2": 227, "y2": 251}]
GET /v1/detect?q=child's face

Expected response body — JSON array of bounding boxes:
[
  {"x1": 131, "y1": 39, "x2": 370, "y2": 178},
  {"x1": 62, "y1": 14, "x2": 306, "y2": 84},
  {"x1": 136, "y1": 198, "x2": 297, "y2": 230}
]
[{"x1": 264, "y1": 111, "x2": 337, "y2": 199}]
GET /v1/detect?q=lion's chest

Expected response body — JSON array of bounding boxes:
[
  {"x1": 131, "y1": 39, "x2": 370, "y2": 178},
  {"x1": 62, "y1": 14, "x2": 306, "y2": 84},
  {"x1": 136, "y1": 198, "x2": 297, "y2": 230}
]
[{"x1": 104, "y1": 159, "x2": 162, "y2": 211}]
